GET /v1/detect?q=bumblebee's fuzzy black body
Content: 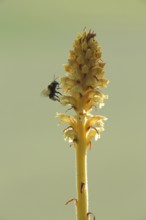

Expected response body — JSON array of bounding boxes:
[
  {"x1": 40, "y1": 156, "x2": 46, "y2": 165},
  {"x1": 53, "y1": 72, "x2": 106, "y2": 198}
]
[{"x1": 47, "y1": 80, "x2": 61, "y2": 101}]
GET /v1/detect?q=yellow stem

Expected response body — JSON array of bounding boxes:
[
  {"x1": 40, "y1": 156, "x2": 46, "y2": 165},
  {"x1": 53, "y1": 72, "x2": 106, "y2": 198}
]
[{"x1": 75, "y1": 119, "x2": 88, "y2": 220}]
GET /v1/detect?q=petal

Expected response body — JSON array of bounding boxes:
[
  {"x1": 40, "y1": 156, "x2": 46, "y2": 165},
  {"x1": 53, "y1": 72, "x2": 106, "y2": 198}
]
[
  {"x1": 64, "y1": 129, "x2": 77, "y2": 143},
  {"x1": 60, "y1": 96, "x2": 77, "y2": 107},
  {"x1": 56, "y1": 113, "x2": 76, "y2": 125},
  {"x1": 86, "y1": 128, "x2": 100, "y2": 142}
]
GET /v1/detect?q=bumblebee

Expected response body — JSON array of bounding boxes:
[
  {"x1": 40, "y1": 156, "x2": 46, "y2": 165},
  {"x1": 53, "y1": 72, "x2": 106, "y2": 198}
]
[
  {"x1": 48, "y1": 80, "x2": 62, "y2": 101},
  {"x1": 42, "y1": 80, "x2": 62, "y2": 102}
]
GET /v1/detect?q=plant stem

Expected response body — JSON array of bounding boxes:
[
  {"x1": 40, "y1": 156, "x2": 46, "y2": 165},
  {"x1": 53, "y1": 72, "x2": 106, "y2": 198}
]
[{"x1": 75, "y1": 120, "x2": 88, "y2": 220}]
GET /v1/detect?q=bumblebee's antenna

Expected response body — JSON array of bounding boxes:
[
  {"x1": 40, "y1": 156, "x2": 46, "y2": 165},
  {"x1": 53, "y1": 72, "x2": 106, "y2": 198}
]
[{"x1": 53, "y1": 74, "x2": 58, "y2": 81}]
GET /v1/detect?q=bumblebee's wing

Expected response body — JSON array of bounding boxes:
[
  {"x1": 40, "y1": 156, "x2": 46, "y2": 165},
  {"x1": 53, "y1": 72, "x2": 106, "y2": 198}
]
[{"x1": 41, "y1": 88, "x2": 50, "y2": 97}]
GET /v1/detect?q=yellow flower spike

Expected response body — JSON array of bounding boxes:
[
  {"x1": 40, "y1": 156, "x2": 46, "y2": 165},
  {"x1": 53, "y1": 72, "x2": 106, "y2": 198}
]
[{"x1": 52, "y1": 30, "x2": 109, "y2": 220}]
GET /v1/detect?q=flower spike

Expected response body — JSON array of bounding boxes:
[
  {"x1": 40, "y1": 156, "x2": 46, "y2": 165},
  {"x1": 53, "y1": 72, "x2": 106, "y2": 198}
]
[{"x1": 56, "y1": 30, "x2": 109, "y2": 220}]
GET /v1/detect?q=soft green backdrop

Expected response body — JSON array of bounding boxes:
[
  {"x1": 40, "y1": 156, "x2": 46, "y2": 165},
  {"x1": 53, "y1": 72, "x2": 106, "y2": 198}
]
[{"x1": 0, "y1": 0, "x2": 146, "y2": 219}]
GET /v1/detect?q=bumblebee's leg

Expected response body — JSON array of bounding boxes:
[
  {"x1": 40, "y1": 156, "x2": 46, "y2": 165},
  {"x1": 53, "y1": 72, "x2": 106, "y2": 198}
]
[
  {"x1": 54, "y1": 94, "x2": 60, "y2": 102},
  {"x1": 65, "y1": 106, "x2": 74, "y2": 112},
  {"x1": 56, "y1": 91, "x2": 62, "y2": 96}
]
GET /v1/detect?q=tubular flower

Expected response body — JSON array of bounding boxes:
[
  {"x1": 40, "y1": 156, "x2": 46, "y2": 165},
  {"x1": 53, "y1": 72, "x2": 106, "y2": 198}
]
[{"x1": 57, "y1": 30, "x2": 109, "y2": 146}]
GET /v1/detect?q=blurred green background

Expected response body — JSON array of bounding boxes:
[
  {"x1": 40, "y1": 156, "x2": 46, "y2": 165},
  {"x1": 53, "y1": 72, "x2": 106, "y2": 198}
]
[{"x1": 0, "y1": 0, "x2": 146, "y2": 219}]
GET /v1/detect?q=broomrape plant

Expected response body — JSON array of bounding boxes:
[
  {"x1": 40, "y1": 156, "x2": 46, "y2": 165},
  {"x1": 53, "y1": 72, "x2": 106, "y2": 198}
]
[{"x1": 43, "y1": 30, "x2": 109, "y2": 220}]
